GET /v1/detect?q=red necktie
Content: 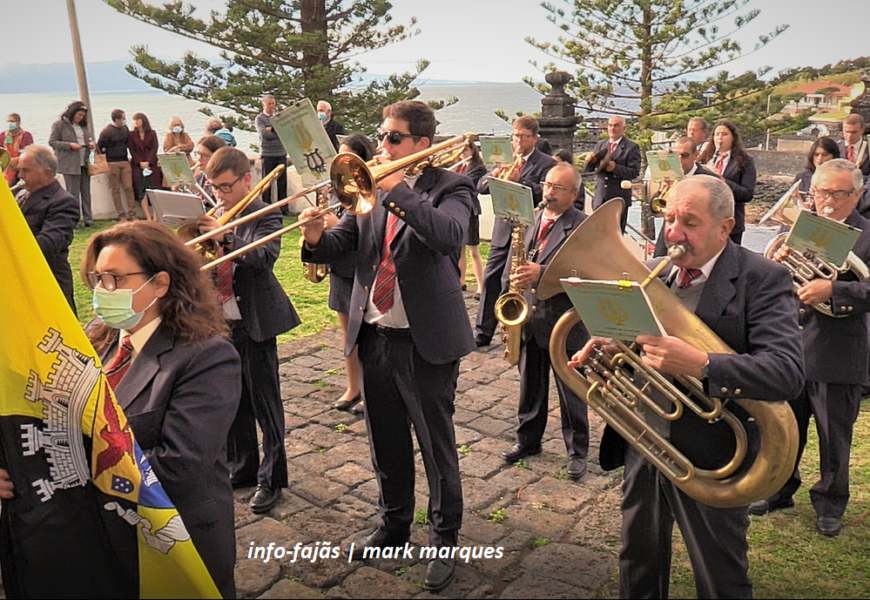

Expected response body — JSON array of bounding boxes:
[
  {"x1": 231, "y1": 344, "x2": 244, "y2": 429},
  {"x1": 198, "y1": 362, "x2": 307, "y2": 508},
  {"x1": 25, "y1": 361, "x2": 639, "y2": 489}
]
[
  {"x1": 105, "y1": 335, "x2": 134, "y2": 389},
  {"x1": 847, "y1": 145, "x2": 855, "y2": 163},
  {"x1": 677, "y1": 268, "x2": 703, "y2": 289},
  {"x1": 459, "y1": 163, "x2": 467, "y2": 174},
  {"x1": 536, "y1": 217, "x2": 554, "y2": 244},
  {"x1": 609, "y1": 142, "x2": 616, "y2": 154},
  {"x1": 372, "y1": 213, "x2": 400, "y2": 313},
  {"x1": 215, "y1": 247, "x2": 235, "y2": 304},
  {"x1": 715, "y1": 154, "x2": 725, "y2": 175}
]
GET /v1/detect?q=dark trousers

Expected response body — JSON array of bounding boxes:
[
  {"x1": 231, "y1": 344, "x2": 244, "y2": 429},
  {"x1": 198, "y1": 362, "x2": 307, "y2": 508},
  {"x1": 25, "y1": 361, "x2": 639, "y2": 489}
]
[
  {"x1": 620, "y1": 446, "x2": 752, "y2": 599},
  {"x1": 226, "y1": 325, "x2": 288, "y2": 489},
  {"x1": 517, "y1": 335, "x2": 589, "y2": 458},
  {"x1": 768, "y1": 381, "x2": 862, "y2": 519},
  {"x1": 358, "y1": 324, "x2": 463, "y2": 546},
  {"x1": 475, "y1": 240, "x2": 511, "y2": 340},
  {"x1": 261, "y1": 154, "x2": 289, "y2": 214}
]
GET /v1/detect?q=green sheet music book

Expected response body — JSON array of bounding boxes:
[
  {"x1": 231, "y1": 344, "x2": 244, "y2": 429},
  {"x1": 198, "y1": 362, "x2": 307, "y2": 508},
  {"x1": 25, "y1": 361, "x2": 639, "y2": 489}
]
[
  {"x1": 480, "y1": 136, "x2": 513, "y2": 167},
  {"x1": 560, "y1": 277, "x2": 667, "y2": 339},
  {"x1": 646, "y1": 151, "x2": 684, "y2": 184},
  {"x1": 488, "y1": 178, "x2": 535, "y2": 227},
  {"x1": 157, "y1": 153, "x2": 196, "y2": 187},
  {"x1": 786, "y1": 210, "x2": 861, "y2": 268},
  {"x1": 270, "y1": 99, "x2": 337, "y2": 186}
]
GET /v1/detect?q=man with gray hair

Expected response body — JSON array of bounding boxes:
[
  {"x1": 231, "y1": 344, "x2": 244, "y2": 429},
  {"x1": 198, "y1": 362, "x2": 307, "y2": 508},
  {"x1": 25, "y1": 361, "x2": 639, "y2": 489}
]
[
  {"x1": 750, "y1": 159, "x2": 870, "y2": 538},
  {"x1": 256, "y1": 94, "x2": 289, "y2": 214},
  {"x1": 587, "y1": 115, "x2": 641, "y2": 232},
  {"x1": 15, "y1": 145, "x2": 80, "y2": 314},
  {"x1": 687, "y1": 116, "x2": 710, "y2": 155},
  {"x1": 571, "y1": 175, "x2": 804, "y2": 598},
  {"x1": 317, "y1": 100, "x2": 345, "y2": 150}
]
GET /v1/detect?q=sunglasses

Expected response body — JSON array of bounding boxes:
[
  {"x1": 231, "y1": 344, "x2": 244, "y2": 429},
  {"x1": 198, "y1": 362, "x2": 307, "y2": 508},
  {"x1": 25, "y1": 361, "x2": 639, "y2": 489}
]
[{"x1": 377, "y1": 129, "x2": 418, "y2": 145}]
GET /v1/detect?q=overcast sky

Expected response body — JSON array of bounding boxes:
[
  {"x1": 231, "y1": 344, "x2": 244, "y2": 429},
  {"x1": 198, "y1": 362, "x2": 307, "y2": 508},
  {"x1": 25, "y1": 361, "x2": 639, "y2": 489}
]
[{"x1": 10, "y1": 0, "x2": 870, "y2": 84}]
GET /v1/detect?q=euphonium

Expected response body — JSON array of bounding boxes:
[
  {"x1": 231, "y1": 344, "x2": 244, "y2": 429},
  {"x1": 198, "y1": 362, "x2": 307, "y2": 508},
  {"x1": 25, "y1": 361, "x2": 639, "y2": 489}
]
[
  {"x1": 539, "y1": 199, "x2": 798, "y2": 509},
  {"x1": 494, "y1": 221, "x2": 529, "y2": 365},
  {"x1": 301, "y1": 186, "x2": 331, "y2": 283},
  {"x1": 759, "y1": 181, "x2": 870, "y2": 317}
]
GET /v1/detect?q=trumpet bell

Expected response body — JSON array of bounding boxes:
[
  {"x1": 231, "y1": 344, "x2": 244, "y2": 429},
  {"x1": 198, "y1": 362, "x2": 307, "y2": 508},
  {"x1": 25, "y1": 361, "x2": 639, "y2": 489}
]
[{"x1": 330, "y1": 153, "x2": 378, "y2": 215}]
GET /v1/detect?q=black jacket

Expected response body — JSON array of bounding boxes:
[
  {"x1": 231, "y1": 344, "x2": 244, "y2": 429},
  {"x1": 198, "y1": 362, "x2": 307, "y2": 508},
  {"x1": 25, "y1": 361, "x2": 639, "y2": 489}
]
[
  {"x1": 97, "y1": 124, "x2": 130, "y2": 162},
  {"x1": 323, "y1": 118, "x2": 346, "y2": 151},
  {"x1": 591, "y1": 137, "x2": 642, "y2": 210}
]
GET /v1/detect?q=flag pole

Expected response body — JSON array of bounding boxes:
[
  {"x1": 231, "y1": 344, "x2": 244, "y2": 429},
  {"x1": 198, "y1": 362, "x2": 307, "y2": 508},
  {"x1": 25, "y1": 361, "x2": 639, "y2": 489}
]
[{"x1": 66, "y1": 0, "x2": 95, "y2": 142}]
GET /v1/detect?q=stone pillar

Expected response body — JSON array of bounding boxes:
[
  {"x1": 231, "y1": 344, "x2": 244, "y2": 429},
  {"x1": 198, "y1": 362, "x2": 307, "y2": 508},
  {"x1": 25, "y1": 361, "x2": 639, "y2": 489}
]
[
  {"x1": 849, "y1": 68, "x2": 870, "y2": 126},
  {"x1": 538, "y1": 71, "x2": 579, "y2": 154}
]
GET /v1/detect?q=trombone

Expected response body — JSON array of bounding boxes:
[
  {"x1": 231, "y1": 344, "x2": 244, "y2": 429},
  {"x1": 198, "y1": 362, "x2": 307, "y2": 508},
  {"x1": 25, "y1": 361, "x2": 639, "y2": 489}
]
[{"x1": 198, "y1": 133, "x2": 475, "y2": 271}]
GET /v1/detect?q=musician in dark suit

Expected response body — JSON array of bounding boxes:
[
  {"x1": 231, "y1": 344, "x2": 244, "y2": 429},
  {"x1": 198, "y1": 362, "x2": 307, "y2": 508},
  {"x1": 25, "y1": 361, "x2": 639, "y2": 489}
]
[
  {"x1": 15, "y1": 146, "x2": 79, "y2": 314},
  {"x1": 750, "y1": 159, "x2": 870, "y2": 538},
  {"x1": 571, "y1": 177, "x2": 804, "y2": 598},
  {"x1": 501, "y1": 163, "x2": 590, "y2": 479},
  {"x1": 197, "y1": 148, "x2": 300, "y2": 515},
  {"x1": 299, "y1": 100, "x2": 474, "y2": 592},
  {"x1": 652, "y1": 137, "x2": 719, "y2": 257},
  {"x1": 588, "y1": 116, "x2": 641, "y2": 233},
  {"x1": 838, "y1": 114, "x2": 869, "y2": 180},
  {"x1": 82, "y1": 221, "x2": 241, "y2": 598},
  {"x1": 475, "y1": 115, "x2": 556, "y2": 347},
  {"x1": 699, "y1": 120, "x2": 757, "y2": 246}
]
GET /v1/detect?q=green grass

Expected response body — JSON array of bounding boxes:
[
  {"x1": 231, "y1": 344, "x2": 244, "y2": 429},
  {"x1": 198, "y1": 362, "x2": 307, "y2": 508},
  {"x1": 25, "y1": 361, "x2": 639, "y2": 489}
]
[
  {"x1": 667, "y1": 403, "x2": 870, "y2": 599},
  {"x1": 70, "y1": 217, "x2": 492, "y2": 344}
]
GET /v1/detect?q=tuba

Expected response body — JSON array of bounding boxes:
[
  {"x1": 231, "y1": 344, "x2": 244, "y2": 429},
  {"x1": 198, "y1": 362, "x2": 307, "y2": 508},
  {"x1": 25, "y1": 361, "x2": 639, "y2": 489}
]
[
  {"x1": 759, "y1": 181, "x2": 870, "y2": 317},
  {"x1": 540, "y1": 199, "x2": 798, "y2": 509},
  {"x1": 494, "y1": 220, "x2": 529, "y2": 365}
]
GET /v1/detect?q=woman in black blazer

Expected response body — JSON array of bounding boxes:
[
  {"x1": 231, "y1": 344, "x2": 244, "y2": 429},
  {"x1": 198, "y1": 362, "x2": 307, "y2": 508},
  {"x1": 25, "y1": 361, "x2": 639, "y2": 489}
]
[
  {"x1": 699, "y1": 120, "x2": 756, "y2": 245},
  {"x1": 458, "y1": 142, "x2": 486, "y2": 297},
  {"x1": 82, "y1": 221, "x2": 240, "y2": 598},
  {"x1": 793, "y1": 136, "x2": 840, "y2": 205}
]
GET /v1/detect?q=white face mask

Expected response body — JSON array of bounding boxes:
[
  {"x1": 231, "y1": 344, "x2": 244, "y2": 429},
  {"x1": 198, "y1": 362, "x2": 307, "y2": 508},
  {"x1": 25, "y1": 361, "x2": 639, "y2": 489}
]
[{"x1": 92, "y1": 275, "x2": 158, "y2": 330}]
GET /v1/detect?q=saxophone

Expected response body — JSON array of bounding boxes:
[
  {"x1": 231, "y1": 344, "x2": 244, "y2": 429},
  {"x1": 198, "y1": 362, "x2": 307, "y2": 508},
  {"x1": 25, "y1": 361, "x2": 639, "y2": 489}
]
[
  {"x1": 301, "y1": 186, "x2": 331, "y2": 283},
  {"x1": 494, "y1": 220, "x2": 530, "y2": 365}
]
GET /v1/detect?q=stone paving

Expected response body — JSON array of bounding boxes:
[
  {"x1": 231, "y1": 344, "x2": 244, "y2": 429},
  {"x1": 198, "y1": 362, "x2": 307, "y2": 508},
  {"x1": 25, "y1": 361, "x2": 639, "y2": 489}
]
[{"x1": 234, "y1": 291, "x2": 623, "y2": 599}]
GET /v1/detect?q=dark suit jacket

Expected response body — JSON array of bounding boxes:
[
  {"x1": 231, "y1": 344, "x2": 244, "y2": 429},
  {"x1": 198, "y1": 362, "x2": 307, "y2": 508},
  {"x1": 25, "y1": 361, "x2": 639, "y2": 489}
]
[
  {"x1": 478, "y1": 149, "x2": 557, "y2": 248},
  {"x1": 521, "y1": 207, "x2": 590, "y2": 351},
  {"x1": 230, "y1": 198, "x2": 300, "y2": 341},
  {"x1": 303, "y1": 167, "x2": 476, "y2": 364},
  {"x1": 591, "y1": 137, "x2": 642, "y2": 211},
  {"x1": 837, "y1": 139, "x2": 870, "y2": 179},
  {"x1": 717, "y1": 154, "x2": 757, "y2": 235},
  {"x1": 98, "y1": 323, "x2": 241, "y2": 599},
  {"x1": 19, "y1": 181, "x2": 79, "y2": 313},
  {"x1": 323, "y1": 118, "x2": 346, "y2": 151},
  {"x1": 793, "y1": 168, "x2": 813, "y2": 198},
  {"x1": 859, "y1": 178, "x2": 870, "y2": 220},
  {"x1": 801, "y1": 210, "x2": 870, "y2": 384},
  {"x1": 599, "y1": 240, "x2": 805, "y2": 472},
  {"x1": 464, "y1": 164, "x2": 487, "y2": 216}
]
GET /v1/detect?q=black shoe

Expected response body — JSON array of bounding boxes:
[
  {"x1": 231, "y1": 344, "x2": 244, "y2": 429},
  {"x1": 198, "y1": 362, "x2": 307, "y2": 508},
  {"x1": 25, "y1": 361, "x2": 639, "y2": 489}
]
[
  {"x1": 349, "y1": 528, "x2": 410, "y2": 561},
  {"x1": 351, "y1": 401, "x2": 365, "y2": 415},
  {"x1": 475, "y1": 335, "x2": 492, "y2": 348},
  {"x1": 461, "y1": 284, "x2": 468, "y2": 291},
  {"x1": 424, "y1": 557, "x2": 455, "y2": 592},
  {"x1": 502, "y1": 443, "x2": 542, "y2": 463},
  {"x1": 333, "y1": 392, "x2": 362, "y2": 411},
  {"x1": 473, "y1": 293, "x2": 481, "y2": 301},
  {"x1": 250, "y1": 486, "x2": 281, "y2": 514},
  {"x1": 748, "y1": 498, "x2": 794, "y2": 516},
  {"x1": 566, "y1": 457, "x2": 587, "y2": 480},
  {"x1": 817, "y1": 517, "x2": 841, "y2": 537}
]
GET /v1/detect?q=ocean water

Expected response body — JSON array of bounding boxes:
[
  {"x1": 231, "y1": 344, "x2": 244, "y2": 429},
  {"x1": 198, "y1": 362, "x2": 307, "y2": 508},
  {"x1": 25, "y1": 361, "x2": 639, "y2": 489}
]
[{"x1": 0, "y1": 83, "x2": 544, "y2": 150}]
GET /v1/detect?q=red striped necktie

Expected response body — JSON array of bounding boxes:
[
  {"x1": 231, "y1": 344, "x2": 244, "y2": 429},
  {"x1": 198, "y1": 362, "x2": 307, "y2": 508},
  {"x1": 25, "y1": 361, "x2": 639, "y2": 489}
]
[
  {"x1": 609, "y1": 142, "x2": 616, "y2": 154},
  {"x1": 105, "y1": 335, "x2": 134, "y2": 389},
  {"x1": 715, "y1": 154, "x2": 725, "y2": 174},
  {"x1": 372, "y1": 213, "x2": 400, "y2": 313},
  {"x1": 677, "y1": 268, "x2": 703, "y2": 289},
  {"x1": 215, "y1": 247, "x2": 235, "y2": 303},
  {"x1": 847, "y1": 145, "x2": 855, "y2": 163}
]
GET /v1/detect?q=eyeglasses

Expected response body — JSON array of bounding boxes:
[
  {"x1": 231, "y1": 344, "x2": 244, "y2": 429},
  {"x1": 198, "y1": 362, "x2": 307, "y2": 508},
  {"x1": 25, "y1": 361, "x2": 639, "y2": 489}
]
[
  {"x1": 212, "y1": 175, "x2": 243, "y2": 194},
  {"x1": 542, "y1": 181, "x2": 573, "y2": 193},
  {"x1": 86, "y1": 271, "x2": 148, "y2": 291},
  {"x1": 377, "y1": 129, "x2": 418, "y2": 145},
  {"x1": 809, "y1": 188, "x2": 856, "y2": 201},
  {"x1": 511, "y1": 134, "x2": 534, "y2": 141}
]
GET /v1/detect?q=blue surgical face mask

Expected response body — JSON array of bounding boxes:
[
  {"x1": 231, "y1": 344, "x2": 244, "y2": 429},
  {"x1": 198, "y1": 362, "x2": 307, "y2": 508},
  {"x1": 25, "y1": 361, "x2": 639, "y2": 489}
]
[
  {"x1": 172, "y1": 126, "x2": 183, "y2": 134},
  {"x1": 317, "y1": 111, "x2": 328, "y2": 122},
  {"x1": 142, "y1": 168, "x2": 152, "y2": 177},
  {"x1": 92, "y1": 275, "x2": 158, "y2": 330},
  {"x1": 7, "y1": 122, "x2": 17, "y2": 131},
  {"x1": 121, "y1": 120, "x2": 127, "y2": 127}
]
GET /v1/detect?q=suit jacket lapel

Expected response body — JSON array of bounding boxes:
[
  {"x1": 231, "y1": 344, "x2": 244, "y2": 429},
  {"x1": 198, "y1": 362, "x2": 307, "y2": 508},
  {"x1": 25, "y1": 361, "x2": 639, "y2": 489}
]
[
  {"x1": 695, "y1": 241, "x2": 739, "y2": 322},
  {"x1": 113, "y1": 323, "x2": 175, "y2": 410}
]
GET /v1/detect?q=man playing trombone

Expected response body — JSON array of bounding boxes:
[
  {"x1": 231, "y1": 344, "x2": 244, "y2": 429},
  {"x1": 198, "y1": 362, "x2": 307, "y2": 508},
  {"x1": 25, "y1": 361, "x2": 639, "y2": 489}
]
[
  {"x1": 196, "y1": 147, "x2": 300, "y2": 514},
  {"x1": 299, "y1": 100, "x2": 474, "y2": 592},
  {"x1": 570, "y1": 177, "x2": 804, "y2": 598},
  {"x1": 750, "y1": 159, "x2": 870, "y2": 537}
]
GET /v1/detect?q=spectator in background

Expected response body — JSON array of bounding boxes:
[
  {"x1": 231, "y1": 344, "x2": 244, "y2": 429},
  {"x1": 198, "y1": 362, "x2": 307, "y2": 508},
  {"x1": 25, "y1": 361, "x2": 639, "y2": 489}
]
[
  {"x1": 128, "y1": 112, "x2": 161, "y2": 220},
  {"x1": 162, "y1": 117, "x2": 195, "y2": 187},
  {"x1": 316, "y1": 100, "x2": 345, "y2": 151},
  {"x1": 98, "y1": 109, "x2": 136, "y2": 222},
  {"x1": 49, "y1": 100, "x2": 94, "y2": 228},
  {"x1": 552, "y1": 149, "x2": 573, "y2": 164},
  {"x1": 207, "y1": 118, "x2": 237, "y2": 148},
  {"x1": 457, "y1": 142, "x2": 486, "y2": 300},
  {"x1": 256, "y1": 95, "x2": 289, "y2": 215},
  {"x1": 191, "y1": 135, "x2": 227, "y2": 207},
  {"x1": 15, "y1": 146, "x2": 79, "y2": 314},
  {"x1": 4, "y1": 113, "x2": 34, "y2": 186},
  {"x1": 793, "y1": 137, "x2": 840, "y2": 203}
]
